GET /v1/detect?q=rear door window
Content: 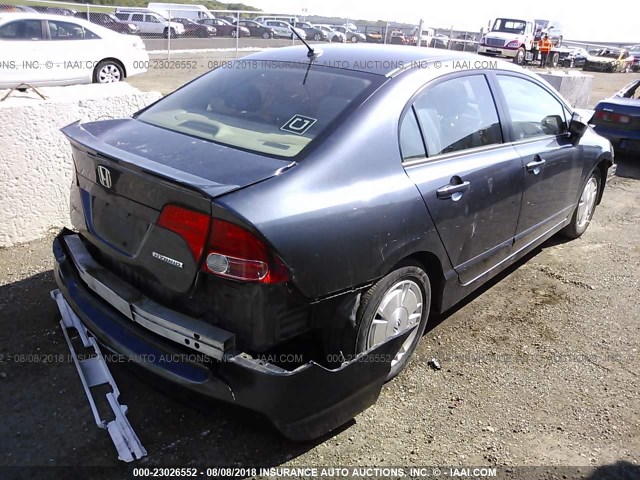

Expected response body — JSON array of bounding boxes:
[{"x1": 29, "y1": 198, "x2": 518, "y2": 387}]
[
  {"x1": 48, "y1": 21, "x2": 89, "y2": 40},
  {"x1": 413, "y1": 75, "x2": 503, "y2": 156},
  {"x1": 400, "y1": 109, "x2": 426, "y2": 161},
  {"x1": 0, "y1": 20, "x2": 43, "y2": 40}
]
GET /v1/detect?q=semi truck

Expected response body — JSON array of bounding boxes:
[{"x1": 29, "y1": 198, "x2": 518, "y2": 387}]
[{"x1": 477, "y1": 17, "x2": 571, "y2": 67}]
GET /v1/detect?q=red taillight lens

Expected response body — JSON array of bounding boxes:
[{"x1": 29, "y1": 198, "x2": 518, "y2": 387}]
[
  {"x1": 593, "y1": 111, "x2": 631, "y2": 124},
  {"x1": 203, "y1": 219, "x2": 289, "y2": 284},
  {"x1": 157, "y1": 205, "x2": 211, "y2": 261}
]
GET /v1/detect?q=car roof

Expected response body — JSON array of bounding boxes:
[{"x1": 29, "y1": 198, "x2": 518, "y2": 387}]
[{"x1": 244, "y1": 43, "x2": 525, "y2": 77}]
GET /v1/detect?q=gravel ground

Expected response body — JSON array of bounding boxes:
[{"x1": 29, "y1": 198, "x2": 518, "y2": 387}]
[{"x1": 0, "y1": 56, "x2": 639, "y2": 479}]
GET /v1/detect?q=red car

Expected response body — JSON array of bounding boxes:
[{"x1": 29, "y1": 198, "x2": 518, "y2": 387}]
[
  {"x1": 198, "y1": 18, "x2": 249, "y2": 37},
  {"x1": 172, "y1": 18, "x2": 216, "y2": 37}
]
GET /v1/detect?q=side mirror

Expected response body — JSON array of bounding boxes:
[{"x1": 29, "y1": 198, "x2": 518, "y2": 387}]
[
  {"x1": 568, "y1": 112, "x2": 588, "y2": 139},
  {"x1": 541, "y1": 114, "x2": 565, "y2": 135}
]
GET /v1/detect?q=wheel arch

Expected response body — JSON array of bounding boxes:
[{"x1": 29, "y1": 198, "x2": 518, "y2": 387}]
[
  {"x1": 393, "y1": 250, "x2": 447, "y2": 314},
  {"x1": 594, "y1": 154, "x2": 613, "y2": 204}
]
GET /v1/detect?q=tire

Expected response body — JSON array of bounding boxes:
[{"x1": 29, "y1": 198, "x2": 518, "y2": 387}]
[
  {"x1": 262, "y1": 31, "x2": 270, "y2": 39},
  {"x1": 230, "y1": 29, "x2": 237, "y2": 38},
  {"x1": 333, "y1": 262, "x2": 431, "y2": 381},
  {"x1": 551, "y1": 52, "x2": 560, "y2": 68},
  {"x1": 562, "y1": 172, "x2": 600, "y2": 239},
  {"x1": 514, "y1": 47, "x2": 525, "y2": 65},
  {"x1": 350, "y1": 35, "x2": 358, "y2": 43},
  {"x1": 93, "y1": 60, "x2": 124, "y2": 84},
  {"x1": 313, "y1": 33, "x2": 321, "y2": 41},
  {"x1": 163, "y1": 27, "x2": 175, "y2": 39}
]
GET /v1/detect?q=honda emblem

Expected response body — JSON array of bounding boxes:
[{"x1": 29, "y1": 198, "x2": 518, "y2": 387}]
[{"x1": 97, "y1": 166, "x2": 112, "y2": 189}]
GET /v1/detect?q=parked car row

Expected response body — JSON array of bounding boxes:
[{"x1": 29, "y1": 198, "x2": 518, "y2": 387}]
[
  {"x1": 74, "y1": 12, "x2": 140, "y2": 35},
  {"x1": 0, "y1": 6, "x2": 400, "y2": 44}
]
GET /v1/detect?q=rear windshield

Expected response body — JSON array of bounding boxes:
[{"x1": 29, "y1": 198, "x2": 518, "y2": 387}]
[{"x1": 137, "y1": 61, "x2": 381, "y2": 158}]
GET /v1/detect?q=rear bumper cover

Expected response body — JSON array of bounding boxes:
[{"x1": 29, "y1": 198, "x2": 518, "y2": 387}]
[
  {"x1": 53, "y1": 229, "x2": 410, "y2": 440},
  {"x1": 593, "y1": 126, "x2": 640, "y2": 154}
]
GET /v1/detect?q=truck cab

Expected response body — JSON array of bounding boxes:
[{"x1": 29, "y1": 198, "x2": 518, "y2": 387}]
[
  {"x1": 478, "y1": 17, "x2": 535, "y2": 64},
  {"x1": 409, "y1": 26, "x2": 434, "y2": 47}
]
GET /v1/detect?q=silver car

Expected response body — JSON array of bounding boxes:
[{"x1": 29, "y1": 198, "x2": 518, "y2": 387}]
[
  {"x1": 331, "y1": 25, "x2": 365, "y2": 43},
  {"x1": 261, "y1": 19, "x2": 306, "y2": 39},
  {"x1": 114, "y1": 9, "x2": 184, "y2": 37},
  {"x1": 316, "y1": 24, "x2": 345, "y2": 43}
]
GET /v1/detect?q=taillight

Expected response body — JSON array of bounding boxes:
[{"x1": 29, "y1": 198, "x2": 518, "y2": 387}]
[
  {"x1": 157, "y1": 204, "x2": 211, "y2": 261},
  {"x1": 203, "y1": 219, "x2": 289, "y2": 284},
  {"x1": 593, "y1": 111, "x2": 631, "y2": 124}
]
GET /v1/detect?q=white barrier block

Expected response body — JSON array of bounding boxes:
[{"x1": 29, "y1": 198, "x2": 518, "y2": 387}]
[{"x1": 0, "y1": 83, "x2": 162, "y2": 247}]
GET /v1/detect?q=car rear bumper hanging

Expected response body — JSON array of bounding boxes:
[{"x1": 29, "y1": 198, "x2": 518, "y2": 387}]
[{"x1": 51, "y1": 289, "x2": 147, "y2": 463}]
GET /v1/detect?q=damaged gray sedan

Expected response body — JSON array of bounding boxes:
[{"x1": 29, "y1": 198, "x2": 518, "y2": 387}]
[{"x1": 53, "y1": 44, "x2": 614, "y2": 440}]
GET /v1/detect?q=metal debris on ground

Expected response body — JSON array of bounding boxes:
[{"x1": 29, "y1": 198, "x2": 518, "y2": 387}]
[{"x1": 428, "y1": 358, "x2": 442, "y2": 370}]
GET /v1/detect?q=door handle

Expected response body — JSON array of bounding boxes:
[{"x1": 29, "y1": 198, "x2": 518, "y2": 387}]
[
  {"x1": 436, "y1": 180, "x2": 471, "y2": 200},
  {"x1": 526, "y1": 157, "x2": 546, "y2": 174}
]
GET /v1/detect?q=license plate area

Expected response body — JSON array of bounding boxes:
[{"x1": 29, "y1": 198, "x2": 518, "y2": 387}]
[{"x1": 91, "y1": 195, "x2": 151, "y2": 256}]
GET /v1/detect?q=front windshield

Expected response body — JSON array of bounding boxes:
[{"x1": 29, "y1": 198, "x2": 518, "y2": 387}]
[
  {"x1": 137, "y1": 62, "x2": 382, "y2": 158},
  {"x1": 596, "y1": 49, "x2": 622, "y2": 58},
  {"x1": 492, "y1": 18, "x2": 526, "y2": 34}
]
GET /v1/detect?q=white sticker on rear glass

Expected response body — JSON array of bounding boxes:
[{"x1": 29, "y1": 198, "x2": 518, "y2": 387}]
[{"x1": 281, "y1": 114, "x2": 317, "y2": 135}]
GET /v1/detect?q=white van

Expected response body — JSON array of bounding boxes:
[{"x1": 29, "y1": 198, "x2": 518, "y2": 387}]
[
  {"x1": 253, "y1": 15, "x2": 298, "y2": 26},
  {"x1": 147, "y1": 3, "x2": 214, "y2": 21}
]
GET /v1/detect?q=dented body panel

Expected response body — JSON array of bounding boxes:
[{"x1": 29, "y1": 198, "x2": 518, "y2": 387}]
[{"x1": 54, "y1": 230, "x2": 410, "y2": 440}]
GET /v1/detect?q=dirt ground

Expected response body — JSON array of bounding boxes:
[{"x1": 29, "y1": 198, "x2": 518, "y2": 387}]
[{"x1": 0, "y1": 55, "x2": 639, "y2": 479}]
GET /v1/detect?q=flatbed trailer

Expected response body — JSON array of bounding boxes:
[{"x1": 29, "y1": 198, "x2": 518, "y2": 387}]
[
  {"x1": 479, "y1": 43, "x2": 572, "y2": 67},
  {"x1": 526, "y1": 45, "x2": 573, "y2": 67}
]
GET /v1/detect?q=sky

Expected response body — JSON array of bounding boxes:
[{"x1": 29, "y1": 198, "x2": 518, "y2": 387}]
[{"x1": 246, "y1": 0, "x2": 637, "y2": 43}]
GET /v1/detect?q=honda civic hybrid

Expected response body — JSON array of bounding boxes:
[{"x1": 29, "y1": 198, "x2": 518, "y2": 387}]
[{"x1": 53, "y1": 44, "x2": 615, "y2": 440}]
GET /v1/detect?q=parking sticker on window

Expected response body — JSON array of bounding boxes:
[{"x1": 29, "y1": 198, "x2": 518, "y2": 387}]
[{"x1": 281, "y1": 115, "x2": 317, "y2": 135}]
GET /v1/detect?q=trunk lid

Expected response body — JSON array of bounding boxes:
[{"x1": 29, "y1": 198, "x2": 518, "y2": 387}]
[
  {"x1": 62, "y1": 118, "x2": 295, "y2": 295},
  {"x1": 593, "y1": 98, "x2": 640, "y2": 132}
]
